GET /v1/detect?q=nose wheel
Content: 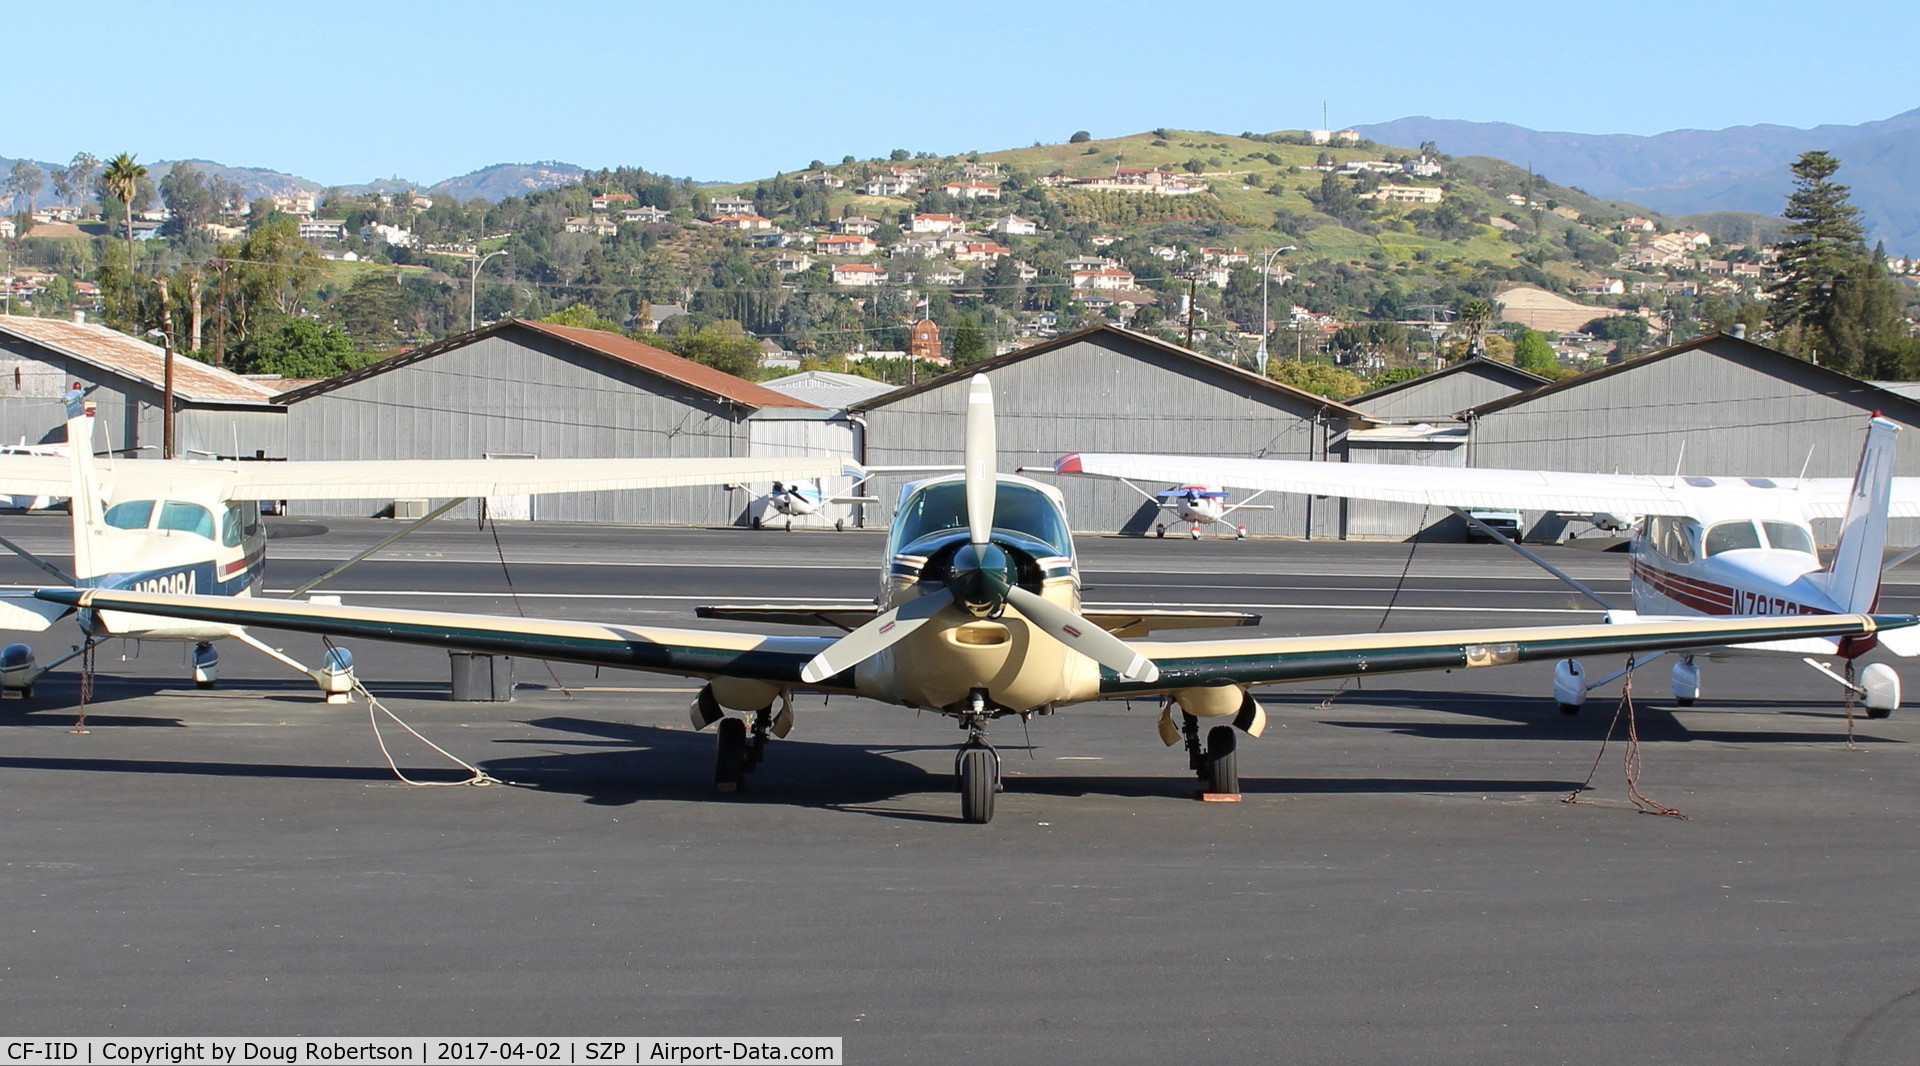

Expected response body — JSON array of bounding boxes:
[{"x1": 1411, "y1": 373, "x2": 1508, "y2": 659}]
[{"x1": 953, "y1": 692, "x2": 1003, "y2": 823}]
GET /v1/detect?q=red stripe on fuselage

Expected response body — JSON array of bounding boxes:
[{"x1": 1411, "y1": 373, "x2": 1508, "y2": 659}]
[
  {"x1": 219, "y1": 547, "x2": 265, "y2": 580},
  {"x1": 1631, "y1": 557, "x2": 1826, "y2": 619}
]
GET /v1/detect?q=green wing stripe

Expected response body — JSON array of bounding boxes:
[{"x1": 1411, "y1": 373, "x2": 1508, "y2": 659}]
[
  {"x1": 1099, "y1": 615, "x2": 1912, "y2": 694},
  {"x1": 40, "y1": 588, "x2": 826, "y2": 683}
]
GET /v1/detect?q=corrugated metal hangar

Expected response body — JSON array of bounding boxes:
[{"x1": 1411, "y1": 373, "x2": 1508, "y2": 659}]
[
  {"x1": 855, "y1": 325, "x2": 1366, "y2": 537},
  {"x1": 1348, "y1": 356, "x2": 1547, "y2": 423},
  {"x1": 275, "y1": 319, "x2": 840, "y2": 524},
  {"x1": 0, "y1": 314, "x2": 284, "y2": 458}
]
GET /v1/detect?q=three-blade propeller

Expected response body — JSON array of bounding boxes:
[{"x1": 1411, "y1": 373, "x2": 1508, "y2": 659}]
[{"x1": 799, "y1": 376, "x2": 1158, "y2": 686}]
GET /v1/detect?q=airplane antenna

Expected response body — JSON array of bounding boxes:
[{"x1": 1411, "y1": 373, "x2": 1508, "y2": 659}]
[
  {"x1": 1797, "y1": 445, "x2": 1815, "y2": 488},
  {"x1": 1670, "y1": 442, "x2": 1685, "y2": 488}
]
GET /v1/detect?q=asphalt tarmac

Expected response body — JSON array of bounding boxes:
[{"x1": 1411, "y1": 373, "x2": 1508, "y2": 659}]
[{"x1": 2, "y1": 516, "x2": 1919, "y2": 1064}]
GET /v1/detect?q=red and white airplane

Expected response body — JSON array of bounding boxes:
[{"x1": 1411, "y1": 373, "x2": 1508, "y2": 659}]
[
  {"x1": 1142, "y1": 485, "x2": 1273, "y2": 539},
  {"x1": 1056, "y1": 416, "x2": 1920, "y2": 715}
]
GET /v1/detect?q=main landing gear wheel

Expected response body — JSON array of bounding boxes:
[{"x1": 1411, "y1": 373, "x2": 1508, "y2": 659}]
[
  {"x1": 1204, "y1": 725, "x2": 1238, "y2": 796},
  {"x1": 714, "y1": 716, "x2": 748, "y2": 792},
  {"x1": 958, "y1": 746, "x2": 997, "y2": 824},
  {"x1": 751, "y1": 516, "x2": 763, "y2": 529},
  {"x1": 1154, "y1": 524, "x2": 1166, "y2": 538}
]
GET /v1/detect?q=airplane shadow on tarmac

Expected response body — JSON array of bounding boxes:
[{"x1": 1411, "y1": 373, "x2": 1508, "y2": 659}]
[
  {"x1": 1271, "y1": 687, "x2": 1903, "y2": 746},
  {"x1": 476, "y1": 714, "x2": 1579, "y2": 820}
]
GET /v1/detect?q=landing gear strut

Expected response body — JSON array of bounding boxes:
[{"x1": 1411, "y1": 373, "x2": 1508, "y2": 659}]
[
  {"x1": 1181, "y1": 710, "x2": 1238, "y2": 796},
  {"x1": 953, "y1": 690, "x2": 1002, "y2": 823},
  {"x1": 713, "y1": 703, "x2": 780, "y2": 793}
]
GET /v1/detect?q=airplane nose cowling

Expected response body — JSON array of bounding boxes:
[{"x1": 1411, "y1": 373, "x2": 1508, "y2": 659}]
[{"x1": 950, "y1": 541, "x2": 1016, "y2": 613}]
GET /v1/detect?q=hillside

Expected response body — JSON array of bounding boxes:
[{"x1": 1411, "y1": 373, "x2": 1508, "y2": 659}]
[
  {"x1": 1356, "y1": 108, "x2": 1920, "y2": 252},
  {"x1": 428, "y1": 162, "x2": 586, "y2": 201}
]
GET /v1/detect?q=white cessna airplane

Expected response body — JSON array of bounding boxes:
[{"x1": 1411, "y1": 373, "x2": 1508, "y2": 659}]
[
  {"x1": 35, "y1": 378, "x2": 1914, "y2": 822},
  {"x1": 1142, "y1": 485, "x2": 1274, "y2": 539},
  {"x1": 1055, "y1": 415, "x2": 1920, "y2": 717},
  {"x1": 0, "y1": 387, "x2": 848, "y2": 700}
]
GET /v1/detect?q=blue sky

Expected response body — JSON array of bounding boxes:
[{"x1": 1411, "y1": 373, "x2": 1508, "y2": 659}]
[{"x1": 14, "y1": 0, "x2": 1917, "y2": 186}]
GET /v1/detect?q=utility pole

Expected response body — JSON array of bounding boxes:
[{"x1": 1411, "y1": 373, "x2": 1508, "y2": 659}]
[{"x1": 1183, "y1": 274, "x2": 1198, "y2": 349}]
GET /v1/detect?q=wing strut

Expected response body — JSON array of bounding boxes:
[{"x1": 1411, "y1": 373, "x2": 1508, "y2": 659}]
[
  {"x1": 1449, "y1": 506, "x2": 1617, "y2": 611},
  {"x1": 0, "y1": 531, "x2": 76, "y2": 586},
  {"x1": 285, "y1": 496, "x2": 470, "y2": 598}
]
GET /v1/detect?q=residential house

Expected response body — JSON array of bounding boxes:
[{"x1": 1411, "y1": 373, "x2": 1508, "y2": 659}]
[
  {"x1": 359, "y1": 222, "x2": 416, "y2": 247},
  {"x1": 926, "y1": 268, "x2": 966, "y2": 286},
  {"x1": 960, "y1": 161, "x2": 1001, "y2": 179},
  {"x1": 1580, "y1": 277, "x2": 1625, "y2": 295},
  {"x1": 711, "y1": 213, "x2": 775, "y2": 232},
  {"x1": 862, "y1": 175, "x2": 916, "y2": 197},
  {"x1": 989, "y1": 215, "x2": 1038, "y2": 236},
  {"x1": 1200, "y1": 247, "x2": 1249, "y2": 266},
  {"x1": 814, "y1": 234, "x2": 877, "y2": 256},
  {"x1": 272, "y1": 192, "x2": 317, "y2": 216},
  {"x1": 1617, "y1": 217, "x2": 1657, "y2": 233},
  {"x1": 1088, "y1": 234, "x2": 1119, "y2": 247},
  {"x1": 941, "y1": 181, "x2": 1002, "y2": 200},
  {"x1": 1065, "y1": 255, "x2": 1118, "y2": 273},
  {"x1": 772, "y1": 251, "x2": 814, "y2": 274},
  {"x1": 953, "y1": 242, "x2": 1010, "y2": 263},
  {"x1": 297, "y1": 219, "x2": 346, "y2": 241},
  {"x1": 833, "y1": 216, "x2": 881, "y2": 235},
  {"x1": 909, "y1": 213, "x2": 964, "y2": 234},
  {"x1": 621, "y1": 205, "x2": 672, "y2": 223},
  {"x1": 832, "y1": 263, "x2": 887, "y2": 287},
  {"x1": 590, "y1": 192, "x2": 637, "y2": 210},
  {"x1": 563, "y1": 216, "x2": 619, "y2": 236},
  {"x1": 708, "y1": 195, "x2": 755, "y2": 217},
  {"x1": 1071, "y1": 267, "x2": 1135, "y2": 291},
  {"x1": 799, "y1": 171, "x2": 845, "y2": 189},
  {"x1": 1366, "y1": 186, "x2": 1443, "y2": 204}
]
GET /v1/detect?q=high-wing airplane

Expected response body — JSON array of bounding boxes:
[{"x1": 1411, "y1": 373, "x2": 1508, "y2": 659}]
[
  {"x1": 1054, "y1": 415, "x2": 1920, "y2": 717},
  {"x1": 1142, "y1": 485, "x2": 1274, "y2": 539},
  {"x1": 37, "y1": 378, "x2": 1916, "y2": 823},
  {"x1": 745, "y1": 480, "x2": 874, "y2": 531},
  {"x1": 0, "y1": 387, "x2": 849, "y2": 700}
]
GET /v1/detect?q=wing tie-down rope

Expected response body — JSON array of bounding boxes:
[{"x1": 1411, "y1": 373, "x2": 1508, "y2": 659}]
[
  {"x1": 484, "y1": 503, "x2": 573, "y2": 700},
  {"x1": 1562, "y1": 659, "x2": 1685, "y2": 819},
  {"x1": 332, "y1": 639, "x2": 505, "y2": 788}
]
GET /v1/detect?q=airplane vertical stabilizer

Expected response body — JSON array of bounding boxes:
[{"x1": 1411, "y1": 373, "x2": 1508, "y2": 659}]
[
  {"x1": 1821, "y1": 416, "x2": 1900, "y2": 614},
  {"x1": 62, "y1": 388, "x2": 108, "y2": 582}
]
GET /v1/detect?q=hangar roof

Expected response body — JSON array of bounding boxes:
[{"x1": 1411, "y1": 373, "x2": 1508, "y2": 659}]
[
  {"x1": 0, "y1": 314, "x2": 282, "y2": 406},
  {"x1": 851, "y1": 324, "x2": 1369, "y2": 417},
  {"x1": 1349, "y1": 356, "x2": 1549, "y2": 410},
  {"x1": 1462, "y1": 332, "x2": 1920, "y2": 421},
  {"x1": 273, "y1": 319, "x2": 818, "y2": 411},
  {"x1": 758, "y1": 370, "x2": 897, "y2": 409}
]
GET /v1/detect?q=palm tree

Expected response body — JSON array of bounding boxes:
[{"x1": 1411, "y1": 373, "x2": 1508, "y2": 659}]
[
  {"x1": 1456, "y1": 298, "x2": 1493, "y2": 360},
  {"x1": 102, "y1": 152, "x2": 148, "y2": 323}
]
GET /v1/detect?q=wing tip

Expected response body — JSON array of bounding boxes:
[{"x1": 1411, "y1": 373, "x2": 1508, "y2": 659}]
[{"x1": 1055, "y1": 453, "x2": 1083, "y2": 474}]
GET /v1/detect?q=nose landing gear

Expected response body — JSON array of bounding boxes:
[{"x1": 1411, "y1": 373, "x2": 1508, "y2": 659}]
[{"x1": 953, "y1": 690, "x2": 1004, "y2": 823}]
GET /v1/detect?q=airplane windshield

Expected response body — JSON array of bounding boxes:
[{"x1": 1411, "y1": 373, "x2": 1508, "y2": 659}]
[
  {"x1": 157, "y1": 501, "x2": 216, "y2": 540},
  {"x1": 893, "y1": 480, "x2": 1071, "y2": 556},
  {"x1": 103, "y1": 500, "x2": 154, "y2": 530},
  {"x1": 1703, "y1": 520, "x2": 1763, "y2": 556},
  {"x1": 1761, "y1": 521, "x2": 1816, "y2": 556}
]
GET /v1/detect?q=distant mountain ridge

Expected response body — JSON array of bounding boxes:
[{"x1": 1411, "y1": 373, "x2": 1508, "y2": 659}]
[
  {"x1": 1356, "y1": 108, "x2": 1920, "y2": 253},
  {"x1": 0, "y1": 157, "x2": 587, "y2": 211}
]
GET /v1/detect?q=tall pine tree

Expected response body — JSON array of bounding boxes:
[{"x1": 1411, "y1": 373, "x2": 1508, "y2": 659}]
[{"x1": 1766, "y1": 151, "x2": 1909, "y2": 374}]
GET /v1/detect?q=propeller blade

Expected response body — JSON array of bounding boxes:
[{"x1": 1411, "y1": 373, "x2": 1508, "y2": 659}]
[
  {"x1": 799, "y1": 588, "x2": 955, "y2": 684},
  {"x1": 965, "y1": 375, "x2": 996, "y2": 546},
  {"x1": 1006, "y1": 586, "x2": 1160, "y2": 683}
]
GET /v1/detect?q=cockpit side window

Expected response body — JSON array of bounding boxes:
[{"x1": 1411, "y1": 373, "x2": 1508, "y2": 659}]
[
  {"x1": 103, "y1": 500, "x2": 154, "y2": 530},
  {"x1": 1646, "y1": 516, "x2": 1694, "y2": 564},
  {"x1": 1760, "y1": 520, "x2": 1816, "y2": 556},
  {"x1": 1703, "y1": 520, "x2": 1763, "y2": 556},
  {"x1": 157, "y1": 500, "x2": 216, "y2": 540}
]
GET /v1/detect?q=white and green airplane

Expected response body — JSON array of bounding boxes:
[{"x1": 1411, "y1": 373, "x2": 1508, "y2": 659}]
[
  {"x1": 0, "y1": 386, "x2": 848, "y2": 699},
  {"x1": 38, "y1": 377, "x2": 1917, "y2": 822}
]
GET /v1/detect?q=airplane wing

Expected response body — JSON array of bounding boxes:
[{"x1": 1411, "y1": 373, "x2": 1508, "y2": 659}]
[
  {"x1": 132, "y1": 456, "x2": 854, "y2": 502},
  {"x1": 1055, "y1": 454, "x2": 1920, "y2": 521},
  {"x1": 32, "y1": 589, "x2": 1908, "y2": 699},
  {"x1": 0, "y1": 453, "x2": 79, "y2": 497},
  {"x1": 1104, "y1": 612, "x2": 1916, "y2": 695},
  {"x1": 36, "y1": 588, "x2": 837, "y2": 686}
]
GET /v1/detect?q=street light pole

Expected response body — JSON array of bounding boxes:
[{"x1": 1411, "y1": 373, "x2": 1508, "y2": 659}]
[
  {"x1": 1255, "y1": 245, "x2": 1296, "y2": 377},
  {"x1": 469, "y1": 249, "x2": 508, "y2": 332},
  {"x1": 144, "y1": 328, "x2": 175, "y2": 459}
]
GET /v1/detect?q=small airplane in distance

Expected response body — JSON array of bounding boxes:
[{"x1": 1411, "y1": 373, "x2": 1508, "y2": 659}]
[
  {"x1": 0, "y1": 386, "x2": 850, "y2": 700},
  {"x1": 1054, "y1": 414, "x2": 1920, "y2": 717},
  {"x1": 1144, "y1": 485, "x2": 1273, "y2": 539},
  {"x1": 746, "y1": 480, "x2": 874, "y2": 531},
  {"x1": 39, "y1": 376, "x2": 1916, "y2": 823}
]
